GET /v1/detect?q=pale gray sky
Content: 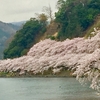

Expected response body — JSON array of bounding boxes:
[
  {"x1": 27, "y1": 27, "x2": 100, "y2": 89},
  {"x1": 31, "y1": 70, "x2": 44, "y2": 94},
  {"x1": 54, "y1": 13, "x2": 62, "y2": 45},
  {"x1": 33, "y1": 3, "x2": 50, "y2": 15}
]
[{"x1": 0, "y1": 0, "x2": 58, "y2": 23}]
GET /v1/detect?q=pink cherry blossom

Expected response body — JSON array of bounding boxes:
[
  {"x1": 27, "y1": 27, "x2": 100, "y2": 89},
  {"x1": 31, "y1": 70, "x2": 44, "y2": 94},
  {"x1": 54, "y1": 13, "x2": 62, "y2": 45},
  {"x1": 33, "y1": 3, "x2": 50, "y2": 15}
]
[{"x1": 0, "y1": 29, "x2": 100, "y2": 92}]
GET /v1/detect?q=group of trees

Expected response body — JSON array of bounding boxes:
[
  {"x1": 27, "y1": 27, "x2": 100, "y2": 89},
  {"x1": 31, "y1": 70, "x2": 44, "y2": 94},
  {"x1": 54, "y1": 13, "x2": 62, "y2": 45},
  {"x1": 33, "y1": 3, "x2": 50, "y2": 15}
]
[
  {"x1": 3, "y1": 18, "x2": 47, "y2": 59},
  {"x1": 3, "y1": 0, "x2": 100, "y2": 58},
  {"x1": 3, "y1": 4, "x2": 55, "y2": 59},
  {"x1": 55, "y1": 0, "x2": 100, "y2": 40}
]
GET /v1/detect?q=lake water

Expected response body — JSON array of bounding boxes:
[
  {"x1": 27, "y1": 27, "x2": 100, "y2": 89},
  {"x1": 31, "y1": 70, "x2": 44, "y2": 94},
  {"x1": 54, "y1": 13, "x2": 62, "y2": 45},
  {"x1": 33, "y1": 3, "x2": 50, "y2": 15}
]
[{"x1": 0, "y1": 78, "x2": 100, "y2": 100}]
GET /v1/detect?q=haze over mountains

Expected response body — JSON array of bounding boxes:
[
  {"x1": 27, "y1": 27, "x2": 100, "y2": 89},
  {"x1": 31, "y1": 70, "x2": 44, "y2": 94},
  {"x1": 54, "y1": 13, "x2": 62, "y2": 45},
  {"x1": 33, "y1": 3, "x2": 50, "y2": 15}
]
[
  {"x1": 0, "y1": 21, "x2": 23, "y2": 59},
  {"x1": 11, "y1": 21, "x2": 26, "y2": 26}
]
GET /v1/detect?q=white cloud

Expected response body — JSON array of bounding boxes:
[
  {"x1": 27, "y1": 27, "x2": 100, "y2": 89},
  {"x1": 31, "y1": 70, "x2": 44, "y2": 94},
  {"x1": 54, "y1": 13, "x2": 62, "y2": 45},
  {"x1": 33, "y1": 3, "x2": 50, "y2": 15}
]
[{"x1": 0, "y1": 0, "x2": 58, "y2": 22}]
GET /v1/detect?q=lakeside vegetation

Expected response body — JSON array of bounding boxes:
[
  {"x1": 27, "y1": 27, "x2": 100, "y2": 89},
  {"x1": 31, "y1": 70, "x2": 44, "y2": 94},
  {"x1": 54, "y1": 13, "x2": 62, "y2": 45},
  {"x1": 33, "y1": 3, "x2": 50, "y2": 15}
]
[{"x1": 1, "y1": 0, "x2": 100, "y2": 93}]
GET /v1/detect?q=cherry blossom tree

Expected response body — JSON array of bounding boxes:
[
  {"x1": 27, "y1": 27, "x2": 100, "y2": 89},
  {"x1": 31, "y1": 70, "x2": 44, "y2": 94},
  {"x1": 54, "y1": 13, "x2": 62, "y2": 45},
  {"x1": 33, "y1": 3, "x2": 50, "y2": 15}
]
[{"x1": 0, "y1": 28, "x2": 100, "y2": 92}]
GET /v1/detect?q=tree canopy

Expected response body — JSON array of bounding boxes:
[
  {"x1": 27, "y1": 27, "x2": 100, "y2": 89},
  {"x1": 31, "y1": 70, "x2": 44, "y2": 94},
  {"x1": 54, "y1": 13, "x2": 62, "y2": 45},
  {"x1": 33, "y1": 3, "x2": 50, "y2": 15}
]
[
  {"x1": 55, "y1": 0, "x2": 100, "y2": 40},
  {"x1": 3, "y1": 18, "x2": 46, "y2": 59},
  {"x1": 3, "y1": 0, "x2": 100, "y2": 58}
]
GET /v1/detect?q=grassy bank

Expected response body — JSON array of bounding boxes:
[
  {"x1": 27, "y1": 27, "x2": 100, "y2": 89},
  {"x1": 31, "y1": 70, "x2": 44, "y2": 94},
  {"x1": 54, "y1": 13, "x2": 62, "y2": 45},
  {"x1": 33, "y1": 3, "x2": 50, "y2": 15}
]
[{"x1": 0, "y1": 69, "x2": 74, "y2": 77}]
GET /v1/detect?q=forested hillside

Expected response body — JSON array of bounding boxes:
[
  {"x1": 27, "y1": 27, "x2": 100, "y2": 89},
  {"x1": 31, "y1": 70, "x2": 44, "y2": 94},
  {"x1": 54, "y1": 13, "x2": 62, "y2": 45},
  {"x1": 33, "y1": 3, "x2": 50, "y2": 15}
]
[
  {"x1": 55, "y1": 0, "x2": 100, "y2": 40},
  {"x1": 3, "y1": 0, "x2": 100, "y2": 59}
]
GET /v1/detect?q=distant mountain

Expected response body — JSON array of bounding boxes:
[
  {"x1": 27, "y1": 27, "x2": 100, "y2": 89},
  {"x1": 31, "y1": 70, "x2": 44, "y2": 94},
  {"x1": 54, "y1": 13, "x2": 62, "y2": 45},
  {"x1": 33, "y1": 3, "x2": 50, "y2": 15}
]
[
  {"x1": 11, "y1": 21, "x2": 26, "y2": 26},
  {"x1": 0, "y1": 21, "x2": 21, "y2": 59}
]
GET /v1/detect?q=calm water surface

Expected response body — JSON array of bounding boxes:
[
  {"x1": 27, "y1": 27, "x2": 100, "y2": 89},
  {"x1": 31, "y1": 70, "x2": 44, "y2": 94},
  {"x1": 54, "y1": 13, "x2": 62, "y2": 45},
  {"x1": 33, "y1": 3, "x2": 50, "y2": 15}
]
[{"x1": 0, "y1": 78, "x2": 100, "y2": 100}]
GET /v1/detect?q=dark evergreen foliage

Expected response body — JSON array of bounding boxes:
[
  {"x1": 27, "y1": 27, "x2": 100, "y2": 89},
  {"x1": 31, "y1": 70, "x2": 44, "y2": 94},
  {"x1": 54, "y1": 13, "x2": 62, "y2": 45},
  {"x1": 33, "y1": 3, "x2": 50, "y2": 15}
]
[
  {"x1": 55, "y1": 0, "x2": 100, "y2": 40},
  {"x1": 4, "y1": 18, "x2": 46, "y2": 59}
]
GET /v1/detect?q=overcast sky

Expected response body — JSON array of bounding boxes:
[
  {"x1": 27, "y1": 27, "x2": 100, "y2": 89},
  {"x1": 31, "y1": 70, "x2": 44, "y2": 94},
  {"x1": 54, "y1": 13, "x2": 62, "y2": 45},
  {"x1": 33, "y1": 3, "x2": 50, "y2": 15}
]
[{"x1": 0, "y1": 0, "x2": 58, "y2": 23}]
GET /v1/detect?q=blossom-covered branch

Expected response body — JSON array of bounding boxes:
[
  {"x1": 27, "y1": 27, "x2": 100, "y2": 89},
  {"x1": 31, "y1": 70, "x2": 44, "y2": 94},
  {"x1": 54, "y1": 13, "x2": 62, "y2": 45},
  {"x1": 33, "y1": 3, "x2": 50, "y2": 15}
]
[{"x1": 0, "y1": 29, "x2": 100, "y2": 91}]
